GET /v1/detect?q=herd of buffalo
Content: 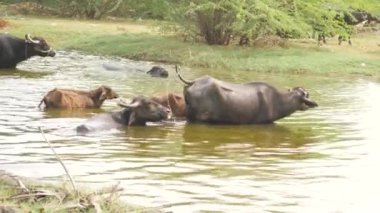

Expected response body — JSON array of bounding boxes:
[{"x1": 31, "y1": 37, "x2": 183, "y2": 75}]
[{"x1": 0, "y1": 33, "x2": 318, "y2": 134}]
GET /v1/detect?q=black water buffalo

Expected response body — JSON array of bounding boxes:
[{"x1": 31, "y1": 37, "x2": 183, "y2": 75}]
[
  {"x1": 147, "y1": 66, "x2": 169, "y2": 78},
  {"x1": 176, "y1": 67, "x2": 318, "y2": 124},
  {"x1": 342, "y1": 10, "x2": 379, "y2": 25},
  {"x1": 76, "y1": 96, "x2": 171, "y2": 134},
  {"x1": 0, "y1": 33, "x2": 55, "y2": 69}
]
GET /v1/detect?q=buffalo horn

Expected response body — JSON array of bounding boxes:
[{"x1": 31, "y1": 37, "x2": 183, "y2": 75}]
[
  {"x1": 117, "y1": 99, "x2": 140, "y2": 108},
  {"x1": 26, "y1": 34, "x2": 40, "y2": 44}
]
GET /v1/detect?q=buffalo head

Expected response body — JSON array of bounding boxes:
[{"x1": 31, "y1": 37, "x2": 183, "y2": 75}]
[
  {"x1": 150, "y1": 93, "x2": 186, "y2": 117},
  {"x1": 147, "y1": 66, "x2": 169, "y2": 78},
  {"x1": 25, "y1": 34, "x2": 55, "y2": 57},
  {"x1": 98, "y1": 85, "x2": 119, "y2": 101},
  {"x1": 118, "y1": 96, "x2": 171, "y2": 125},
  {"x1": 290, "y1": 87, "x2": 318, "y2": 110},
  {"x1": 76, "y1": 96, "x2": 171, "y2": 134}
]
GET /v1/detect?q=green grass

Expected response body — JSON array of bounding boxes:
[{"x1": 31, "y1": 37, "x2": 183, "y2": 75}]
[
  {"x1": 63, "y1": 33, "x2": 379, "y2": 76},
  {"x1": 3, "y1": 16, "x2": 380, "y2": 77}
]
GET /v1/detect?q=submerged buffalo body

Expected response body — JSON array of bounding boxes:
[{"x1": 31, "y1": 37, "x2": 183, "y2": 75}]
[
  {"x1": 76, "y1": 96, "x2": 171, "y2": 134},
  {"x1": 176, "y1": 69, "x2": 318, "y2": 124},
  {"x1": 0, "y1": 33, "x2": 55, "y2": 69},
  {"x1": 146, "y1": 66, "x2": 169, "y2": 78}
]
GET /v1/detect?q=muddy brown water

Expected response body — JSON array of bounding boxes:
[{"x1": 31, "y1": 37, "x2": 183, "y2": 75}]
[{"x1": 0, "y1": 51, "x2": 379, "y2": 212}]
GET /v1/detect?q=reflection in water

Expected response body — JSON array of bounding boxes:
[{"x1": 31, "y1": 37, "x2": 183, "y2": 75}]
[
  {"x1": 42, "y1": 108, "x2": 105, "y2": 118},
  {"x1": 182, "y1": 124, "x2": 314, "y2": 149},
  {"x1": 0, "y1": 51, "x2": 379, "y2": 212},
  {"x1": 123, "y1": 125, "x2": 172, "y2": 140},
  {"x1": 0, "y1": 69, "x2": 51, "y2": 78}
]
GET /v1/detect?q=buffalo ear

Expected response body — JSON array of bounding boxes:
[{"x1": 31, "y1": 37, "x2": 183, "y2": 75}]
[{"x1": 302, "y1": 97, "x2": 318, "y2": 107}]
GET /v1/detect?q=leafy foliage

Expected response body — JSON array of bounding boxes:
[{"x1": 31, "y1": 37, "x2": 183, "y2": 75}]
[
  {"x1": 166, "y1": 0, "x2": 379, "y2": 45},
  {"x1": 56, "y1": 0, "x2": 123, "y2": 19},
  {"x1": 114, "y1": 0, "x2": 171, "y2": 19},
  {"x1": 1, "y1": 0, "x2": 379, "y2": 45}
]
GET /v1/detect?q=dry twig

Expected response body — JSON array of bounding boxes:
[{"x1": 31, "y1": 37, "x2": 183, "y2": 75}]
[
  {"x1": 15, "y1": 178, "x2": 30, "y2": 193},
  {"x1": 39, "y1": 127, "x2": 78, "y2": 195}
]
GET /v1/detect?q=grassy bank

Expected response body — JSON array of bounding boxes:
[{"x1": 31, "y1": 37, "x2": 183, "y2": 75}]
[
  {"x1": 2, "y1": 16, "x2": 380, "y2": 77},
  {"x1": 0, "y1": 171, "x2": 148, "y2": 212}
]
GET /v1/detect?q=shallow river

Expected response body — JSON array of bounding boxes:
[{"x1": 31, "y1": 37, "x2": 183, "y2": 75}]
[{"x1": 0, "y1": 51, "x2": 379, "y2": 213}]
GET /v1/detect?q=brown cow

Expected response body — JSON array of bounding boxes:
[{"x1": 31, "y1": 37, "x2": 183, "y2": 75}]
[
  {"x1": 150, "y1": 93, "x2": 186, "y2": 117},
  {"x1": 38, "y1": 85, "x2": 119, "y2": 109}
]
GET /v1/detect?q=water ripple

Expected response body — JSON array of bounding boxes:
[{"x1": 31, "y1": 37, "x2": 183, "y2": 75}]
[{"x1": 0, "y1": 51, "x2": 379, "y2": 212}]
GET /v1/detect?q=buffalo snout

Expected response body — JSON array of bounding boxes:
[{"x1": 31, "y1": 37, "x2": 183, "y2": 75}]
[
  {"x1": 47, "y1": 49, "x2": 56, "y2": 57},
  {"x1": 162, "y1": 106, "x2": 172, "y2": 120},
  {"x1": 300, "y1": 95, "x2": 318, "y2": 110},
  {"x1": 150, "y1": 93, "x2": 186, "y2": 117},
  {"x1": 119, "y1": 96, "x2": 172, "y2": 123},
  {"x1": 145, "y1": 101, "x2": 171, "y2": 121},
  {"x1": 99, "y1": 85, "x2": 119, "y2": 100},
  {"x1": 109, "y1": 90, "x2": 119, "y2": 99}
]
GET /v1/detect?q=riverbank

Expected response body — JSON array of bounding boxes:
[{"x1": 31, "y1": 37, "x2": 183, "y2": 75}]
[
  {"x1": 2, "y1": 16, "x2": 380, "y2": 77},
  {"x1": 0, "y1": 170, "x2": 152, "y2": 212}
]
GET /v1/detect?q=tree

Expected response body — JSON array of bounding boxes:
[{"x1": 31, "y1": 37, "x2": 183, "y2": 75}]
[
  {"x1": 59, "y1": 0, "x2": 123, "y2": 19},
  {"x1": 167, "y1": 0, "x2": 379, "y2": 45},
  {"x1": 167, "y1": 0, "x2": 311, "y2": 45},
  {"x1": 117, "y1": 0, "x2": 171, "y2": 19}
]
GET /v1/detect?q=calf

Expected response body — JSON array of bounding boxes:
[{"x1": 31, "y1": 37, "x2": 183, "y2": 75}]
[
  {"x1": 150, "y1": 93, "x2": 186, "y2": 117},
  {"x1": 39, "y1": 85, "x2": 119, "y2": 109},
  {"x1": 76, "y1": 96, "x2": 171, "y2": 134}
]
